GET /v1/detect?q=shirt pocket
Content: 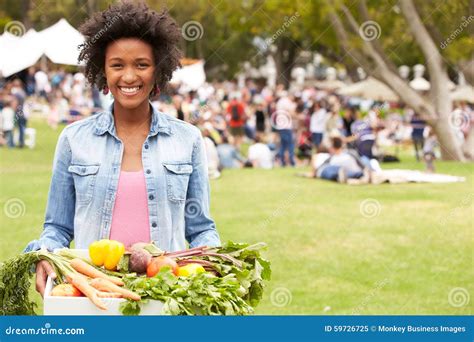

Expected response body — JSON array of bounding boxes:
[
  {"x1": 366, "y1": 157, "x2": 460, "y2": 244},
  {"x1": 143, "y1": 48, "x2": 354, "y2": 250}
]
[
  {"x1": 68, "y1": 164, "x2": 100, "y2": 205},
  {"x1": 163, "y1": 162, "x2": 193, "y2": 202}
]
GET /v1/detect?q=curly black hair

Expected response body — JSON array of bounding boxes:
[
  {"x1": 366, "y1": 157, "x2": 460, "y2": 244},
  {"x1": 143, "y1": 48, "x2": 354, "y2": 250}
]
[{"x1": 78, "y1": 1, "x2": 182, "y2": 96}]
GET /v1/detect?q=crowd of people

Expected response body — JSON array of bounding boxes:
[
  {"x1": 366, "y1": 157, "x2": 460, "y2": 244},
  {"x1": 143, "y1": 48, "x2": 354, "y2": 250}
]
[{"x1": 1, "y1": 67, "x2": 472, "y2": 183}]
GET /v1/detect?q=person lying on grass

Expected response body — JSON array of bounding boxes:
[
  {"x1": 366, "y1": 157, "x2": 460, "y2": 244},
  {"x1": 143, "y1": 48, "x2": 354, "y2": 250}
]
[
  {"x1": 298, "y1": 137, "x2": 464, "y2": 185},
  {"x1": 25, "y1": 1, "x2": 220, "y2": 297}
]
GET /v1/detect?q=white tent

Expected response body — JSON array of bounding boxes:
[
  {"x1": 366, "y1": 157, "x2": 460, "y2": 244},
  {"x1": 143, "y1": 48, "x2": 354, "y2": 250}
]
[
  {"x1": 1, "y1": 19, "x2": 204, "y2": 88},
  {"x1": 0, "y1": 29, "x2": 44, "y2": 77},
  {"x1": 39, "y1": 19, "x2": 84, "y2": 66},
  {"x1": 338, "y1": 77, "x2": 399, "y2": 102},
  {"x1": 0, "y1": 19, "x2": 84, "y2": 77},
  {"x1": 170, "y1": 60, "x2": 206, "y2": 90},
  {"x1": 313, "y1": 79, "x2": 347, "y2": 90}
]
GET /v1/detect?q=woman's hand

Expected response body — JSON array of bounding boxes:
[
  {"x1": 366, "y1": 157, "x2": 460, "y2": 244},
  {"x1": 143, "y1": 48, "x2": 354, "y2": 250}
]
[{"x1": 35, "y1": 260, "x2": 57, "y2": 298}]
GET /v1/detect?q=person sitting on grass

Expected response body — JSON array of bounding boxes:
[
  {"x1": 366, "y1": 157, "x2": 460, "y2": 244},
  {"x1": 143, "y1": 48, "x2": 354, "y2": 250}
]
[
  {"x1": 247, "y1": 135, "x2": 274, "y2": 169},
  {"x1": 217, "y1": 135, "x2": 245, "y2": 169}
]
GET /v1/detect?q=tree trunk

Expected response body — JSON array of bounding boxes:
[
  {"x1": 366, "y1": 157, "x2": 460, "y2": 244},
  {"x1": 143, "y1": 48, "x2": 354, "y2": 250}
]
[
  {"x1": 399, "y1": 0, "x2": 464, "y2": 161},
  {"x1": 462, "y1": 126, "x2": 474, "y2": 160},
  {"x1": 274, "y1": 37, "x2": 298, "y2": 89},
  {"x1": 330, "y1": 0, "x2": 466, "y2": 160},
  {"x1": 458, "y1": 59, "x2": 474, "y2": 86}
]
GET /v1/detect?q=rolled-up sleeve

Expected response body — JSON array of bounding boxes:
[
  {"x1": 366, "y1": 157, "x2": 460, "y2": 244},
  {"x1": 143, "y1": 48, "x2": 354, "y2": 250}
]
[
  {"x1": 185, "y1": 132, "x2": 221, "y2": 248},
  {"x1": 23, "y1": 129, "x2": 75, "y2": 252}
]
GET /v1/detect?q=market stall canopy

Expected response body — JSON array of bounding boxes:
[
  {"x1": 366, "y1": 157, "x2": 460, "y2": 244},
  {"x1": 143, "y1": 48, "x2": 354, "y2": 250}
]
[
  {"x1": 313, "y1": 79, "x2": 347, "y2": 90},
  {"x1": 39, "y1": 18, "x2": 84, "y2": 66},
  {"x1": 1, "y1": 19, "x2": 202, "y2": 85},
  {"x1": 337, "y1": 77, "x2": 399, "y2": 102},
  {"x1": 0, "y1": 19, "x2": 84, "y2": 77},
  {"x1": 0, "y1": 29, "x2": 44, "y2": 77},
  {"x1": 450, "y1": 85, "x2": 474, "y2": 103},
  {"x1": 170, "y1": 59, "x2": 206, "y2": 91}
]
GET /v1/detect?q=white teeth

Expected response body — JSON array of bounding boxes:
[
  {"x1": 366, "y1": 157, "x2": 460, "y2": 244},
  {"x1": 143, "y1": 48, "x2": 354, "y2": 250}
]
[{"x1": 120, "y1": 86, "x2": 140, "y2": 93}]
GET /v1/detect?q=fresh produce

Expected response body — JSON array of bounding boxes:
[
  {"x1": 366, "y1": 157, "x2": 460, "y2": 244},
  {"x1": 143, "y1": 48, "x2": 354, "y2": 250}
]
[
  {"x1": 177, "y1": 263, "x2": 205, "y2": 277},
  {"x1": 128, "y1": 248, "x2": 152, "y2": 274},
  {"x1": 130, "y1": 242, "x2": 164, "y2": 256},
  {"x1": 146, "y1": 256, "x2": 179, "y2": 277},
  {"x1": 89, "y1": 239, "x2": 125, "y2": 270},
  {"x1": 0, "y1": 249, "x2": 78, "y2": 314},
  {"x1": 121, "y1": 269, "x2": 253, "y2": 315},
  {"x1": 89, "y1": 278, "x2": 141, "y2": 301},
  {"x1": 50, "y1": 284, "x2": 83, "y2": 297},
  {"x1": 0, "y1": 241, "x2": 270, "y2": 316},
  {"x1": 70, "y1": 258, "x2": 124, "y2": 286},
  {"x1": 66, "y1": 273, "x2": 108, "y2": 311},
  {"x1": 120, "y1": 241, "x2": 271, "y2": 315}
]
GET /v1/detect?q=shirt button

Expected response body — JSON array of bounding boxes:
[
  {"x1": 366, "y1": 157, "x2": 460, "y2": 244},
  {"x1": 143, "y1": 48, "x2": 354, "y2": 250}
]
[
  {"x1": 146, "y1": 169, "x2": 151, "y2": 174},
  {"x1": 149, "y1": 194, "x2": 154, "y2": 200},
  {"x1": 152, "y1": 222, "x2": 157, "y2": 228},
  {"x1": 144, "y1": 144, "x2": 149, "y2": 149}
]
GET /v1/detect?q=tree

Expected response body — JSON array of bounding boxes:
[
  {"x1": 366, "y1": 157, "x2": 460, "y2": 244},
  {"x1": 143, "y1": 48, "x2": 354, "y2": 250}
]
[{"x1": 324, "y1": 0, "x2": 471, "y2": 161}]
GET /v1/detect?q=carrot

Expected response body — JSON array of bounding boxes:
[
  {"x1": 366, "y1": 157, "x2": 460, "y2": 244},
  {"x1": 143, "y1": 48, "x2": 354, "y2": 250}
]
[
  {"x1": 70, "y1": 258, "x2": 124, "y2": 286},
  {"x1": 89, "y1": 278, "x2": 141, "y2": 301},
  {"x1": 66, "y1": 274, "x2": 108, "y2": 311},
  {"x1": 96, "y1": 291, "x2": 122, "y2": 298}
]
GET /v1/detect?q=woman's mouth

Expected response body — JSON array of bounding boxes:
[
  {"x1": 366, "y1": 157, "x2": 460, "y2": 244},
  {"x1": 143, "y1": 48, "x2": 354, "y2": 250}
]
[{"x1": 118, "y1": 85, "x2": 143, "y2": 96}]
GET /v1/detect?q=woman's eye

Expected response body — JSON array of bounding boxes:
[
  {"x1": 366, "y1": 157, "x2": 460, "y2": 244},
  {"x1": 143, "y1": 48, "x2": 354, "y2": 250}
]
[
  {"x1": 111, "y1": 64, "x2": 122, "y2": 68},
  {"x1": 137, "y1": 63, "x2": 149, "y2": 69}
]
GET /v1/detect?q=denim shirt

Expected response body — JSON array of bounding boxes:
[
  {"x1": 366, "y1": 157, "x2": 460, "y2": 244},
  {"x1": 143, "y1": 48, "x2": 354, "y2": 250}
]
[{"x1": 24, "y1": 102, "x2": 220, "y2": 253}]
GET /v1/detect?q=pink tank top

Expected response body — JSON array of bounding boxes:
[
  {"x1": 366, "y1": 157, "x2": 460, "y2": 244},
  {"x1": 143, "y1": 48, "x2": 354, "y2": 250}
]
[{"x1": 109, "y1": 170, "x2": 151, "y2": 247}]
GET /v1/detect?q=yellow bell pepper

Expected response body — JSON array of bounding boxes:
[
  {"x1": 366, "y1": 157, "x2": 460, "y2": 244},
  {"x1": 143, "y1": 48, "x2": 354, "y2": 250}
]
[
  {"x1": 177, "y1": 263, "x2": 206, "y2": 277},
  {"x1": 89, "y1": 239, "x2": 125, "y2": 270}
]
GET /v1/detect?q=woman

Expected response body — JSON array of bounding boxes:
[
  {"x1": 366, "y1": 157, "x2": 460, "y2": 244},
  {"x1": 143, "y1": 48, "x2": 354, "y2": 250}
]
[{"x1": 26, "y1": 1, "x2": 220, "y2": 296}]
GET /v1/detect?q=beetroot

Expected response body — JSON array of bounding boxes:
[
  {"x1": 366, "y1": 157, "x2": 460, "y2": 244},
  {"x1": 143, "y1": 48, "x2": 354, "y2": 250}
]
[{"x1": 129, "y1": 248, "x2": 152, "y2": 274}]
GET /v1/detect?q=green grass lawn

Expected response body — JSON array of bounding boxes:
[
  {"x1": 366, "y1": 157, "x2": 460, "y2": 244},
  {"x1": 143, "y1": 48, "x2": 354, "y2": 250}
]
[{"x1": 0, "y1": 119, "x2": 472, "y2": 315}]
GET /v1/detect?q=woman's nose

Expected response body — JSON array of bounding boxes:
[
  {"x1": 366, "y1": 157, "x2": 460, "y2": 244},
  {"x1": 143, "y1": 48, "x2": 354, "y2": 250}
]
[{"x1": 122, "y1": 67, "x2": 137, "y2": 83}]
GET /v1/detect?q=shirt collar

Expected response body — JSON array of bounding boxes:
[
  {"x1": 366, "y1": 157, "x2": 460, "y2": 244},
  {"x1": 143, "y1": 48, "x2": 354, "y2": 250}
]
[{"x1": 94, "y1": 101, "x2": 172, "y2": 137}]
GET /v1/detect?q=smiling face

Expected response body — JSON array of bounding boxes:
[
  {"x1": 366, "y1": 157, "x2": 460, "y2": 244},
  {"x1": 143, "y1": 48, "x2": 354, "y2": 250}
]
[{"x1": 104, "y1": 38, "x2": 156, "y2": 109}]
